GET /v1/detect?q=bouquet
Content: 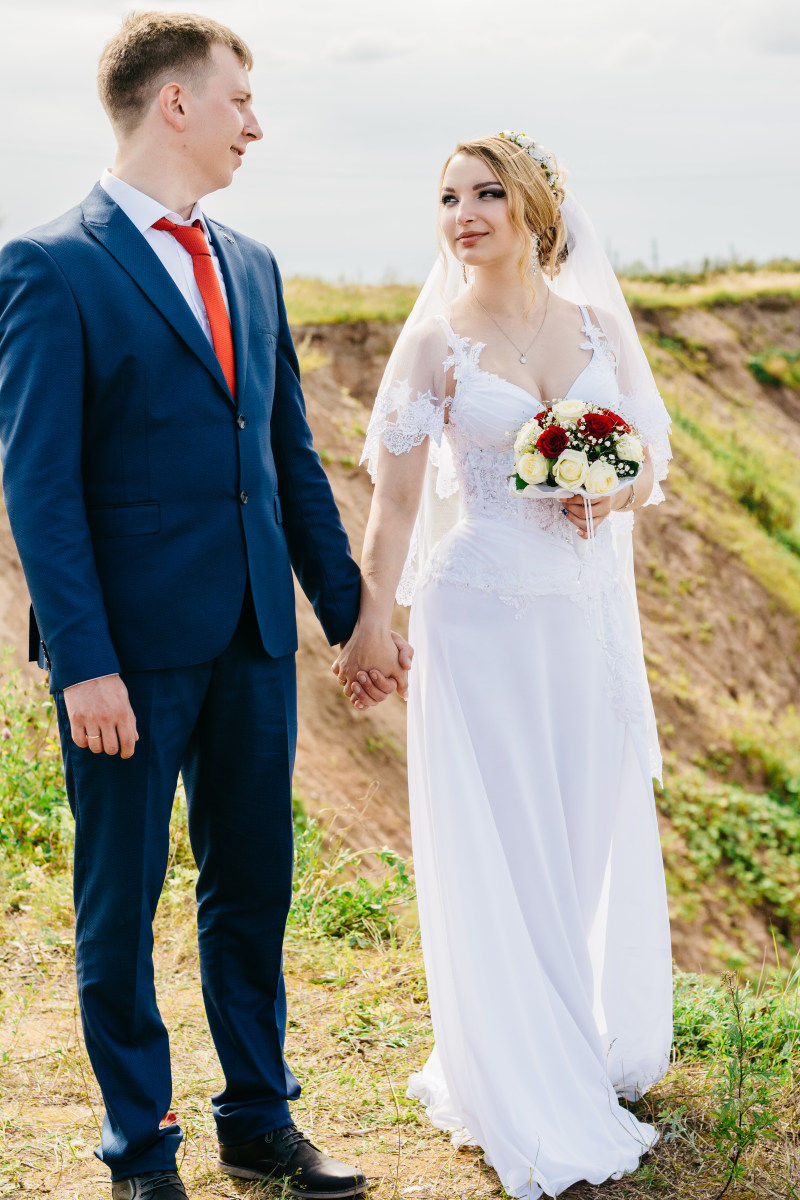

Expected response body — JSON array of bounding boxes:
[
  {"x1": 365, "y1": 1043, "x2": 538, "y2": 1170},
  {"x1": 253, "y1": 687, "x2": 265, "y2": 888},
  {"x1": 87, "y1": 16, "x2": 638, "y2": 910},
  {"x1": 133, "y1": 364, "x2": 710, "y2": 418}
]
[{"x1": 510, "y1": 398, "x2": 643, "y2": 498}]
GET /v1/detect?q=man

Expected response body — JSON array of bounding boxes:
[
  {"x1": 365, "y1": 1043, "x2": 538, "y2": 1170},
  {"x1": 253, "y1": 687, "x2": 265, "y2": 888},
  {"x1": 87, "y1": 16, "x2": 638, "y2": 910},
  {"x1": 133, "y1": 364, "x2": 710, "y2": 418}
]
[{"x1": 0, "y1": 12, "x2": 409, "y2": 1199}]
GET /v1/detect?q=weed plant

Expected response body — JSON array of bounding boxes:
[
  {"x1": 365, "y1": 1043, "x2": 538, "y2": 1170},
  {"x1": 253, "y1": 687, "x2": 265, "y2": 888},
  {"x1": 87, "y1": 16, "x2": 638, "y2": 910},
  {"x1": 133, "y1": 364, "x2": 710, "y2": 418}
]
[{"x1": 291, "y1": 800, "x2": 415, "y2": 946}]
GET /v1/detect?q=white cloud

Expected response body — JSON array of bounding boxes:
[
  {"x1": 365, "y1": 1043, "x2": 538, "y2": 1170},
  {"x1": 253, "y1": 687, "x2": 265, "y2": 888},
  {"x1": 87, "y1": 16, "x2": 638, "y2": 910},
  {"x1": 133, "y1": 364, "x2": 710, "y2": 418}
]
[
  {"x1": 602, "y1": 29, "x2": 670, "y2": 69},
  {"x1": 327, "y1": 30, "x2": 419, "y2": 63},
  {"x1": 725, "y1": 0, "x2": 800, "y2": 55}
]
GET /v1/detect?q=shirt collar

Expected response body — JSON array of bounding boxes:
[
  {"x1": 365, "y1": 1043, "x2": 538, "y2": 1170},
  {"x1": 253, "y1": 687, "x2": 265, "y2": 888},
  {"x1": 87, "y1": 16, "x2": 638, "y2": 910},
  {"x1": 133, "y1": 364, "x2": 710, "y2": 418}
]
[{"x1": 100, "y1": 169, "x2": 210, "y2": 238}]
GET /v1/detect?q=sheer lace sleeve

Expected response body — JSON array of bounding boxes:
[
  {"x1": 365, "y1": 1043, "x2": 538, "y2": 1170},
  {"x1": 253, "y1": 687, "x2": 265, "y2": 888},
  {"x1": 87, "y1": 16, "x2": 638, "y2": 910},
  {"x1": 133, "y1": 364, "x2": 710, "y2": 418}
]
[
  {"x1": 361, "y1": 317, "x2": 459, "y2": 605},
  {"x1": 361, "y1": 317, "x2": 449, "y2": 482}
]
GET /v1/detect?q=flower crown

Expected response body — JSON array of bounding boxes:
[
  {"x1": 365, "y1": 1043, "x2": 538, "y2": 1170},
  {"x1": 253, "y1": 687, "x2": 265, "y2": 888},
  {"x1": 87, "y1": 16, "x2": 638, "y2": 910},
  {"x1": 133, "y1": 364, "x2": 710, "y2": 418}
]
[{"x1": 498, "y1": 131, "x2": 561, "y2": 195}]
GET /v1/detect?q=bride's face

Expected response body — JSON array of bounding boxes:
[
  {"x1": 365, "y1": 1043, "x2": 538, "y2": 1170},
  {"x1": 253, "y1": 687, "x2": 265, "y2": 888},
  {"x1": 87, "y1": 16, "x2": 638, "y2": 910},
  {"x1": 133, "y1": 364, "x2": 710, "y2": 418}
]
[{"x1": 440, "y1": 153, "x2": 523, "y2": 270}]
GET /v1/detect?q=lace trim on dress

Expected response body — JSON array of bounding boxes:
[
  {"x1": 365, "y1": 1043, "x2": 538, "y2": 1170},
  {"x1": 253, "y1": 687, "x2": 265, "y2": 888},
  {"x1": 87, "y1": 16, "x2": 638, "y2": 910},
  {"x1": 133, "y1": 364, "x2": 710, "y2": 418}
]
[{"x1": 361, "y1": 377, "x2": 448, "y2": 482}]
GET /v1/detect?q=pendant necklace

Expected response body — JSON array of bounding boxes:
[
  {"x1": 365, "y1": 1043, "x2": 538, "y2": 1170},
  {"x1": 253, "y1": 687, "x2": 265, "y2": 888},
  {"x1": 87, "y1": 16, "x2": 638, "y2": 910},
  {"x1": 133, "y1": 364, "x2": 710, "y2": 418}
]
[{"x1": 471, "y1": 286, "x2": 550, "y2": 364}]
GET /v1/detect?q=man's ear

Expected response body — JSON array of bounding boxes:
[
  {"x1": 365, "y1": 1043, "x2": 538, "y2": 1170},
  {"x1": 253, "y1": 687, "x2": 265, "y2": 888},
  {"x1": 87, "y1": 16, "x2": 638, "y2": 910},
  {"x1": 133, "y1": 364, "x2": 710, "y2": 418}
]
[{"x1": 158, "y1": 82, "x2": 187, "y2": 133}]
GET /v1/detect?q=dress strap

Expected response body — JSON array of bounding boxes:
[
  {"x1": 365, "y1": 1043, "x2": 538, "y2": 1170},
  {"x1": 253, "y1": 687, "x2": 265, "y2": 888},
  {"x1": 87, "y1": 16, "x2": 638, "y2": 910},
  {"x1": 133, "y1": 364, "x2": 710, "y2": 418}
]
[
  {"x1": 435, "y1": 314, "x2": 486, "y2": 378},
  {"x1": 578, "y1": 305, "x2": 617, "y2": 370}
]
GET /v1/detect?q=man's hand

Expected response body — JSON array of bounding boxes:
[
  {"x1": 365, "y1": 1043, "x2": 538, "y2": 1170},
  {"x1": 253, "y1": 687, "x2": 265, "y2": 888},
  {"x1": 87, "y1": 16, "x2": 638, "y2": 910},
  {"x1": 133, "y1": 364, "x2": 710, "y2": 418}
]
[{"x1": 62, "y1": 674, "x2": 139, "y2": 758}]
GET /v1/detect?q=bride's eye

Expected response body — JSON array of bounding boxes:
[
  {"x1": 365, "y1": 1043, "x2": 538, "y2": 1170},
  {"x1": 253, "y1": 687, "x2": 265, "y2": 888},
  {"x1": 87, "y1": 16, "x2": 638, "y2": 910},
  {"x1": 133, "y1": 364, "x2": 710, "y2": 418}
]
[
  {"x1": 479, "y1": 189, "x2": 506, "y2": 200},
  {"x1": 440, "y1": 194, "x2": 457, "y2": 206}
]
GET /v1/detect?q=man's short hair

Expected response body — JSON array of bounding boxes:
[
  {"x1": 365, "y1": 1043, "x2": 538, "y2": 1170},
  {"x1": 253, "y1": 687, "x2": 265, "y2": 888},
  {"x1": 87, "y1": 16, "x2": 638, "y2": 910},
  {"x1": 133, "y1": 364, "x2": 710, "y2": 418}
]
[{"x1": 97, "y1": 11, "x2": 253, "y2": 135}]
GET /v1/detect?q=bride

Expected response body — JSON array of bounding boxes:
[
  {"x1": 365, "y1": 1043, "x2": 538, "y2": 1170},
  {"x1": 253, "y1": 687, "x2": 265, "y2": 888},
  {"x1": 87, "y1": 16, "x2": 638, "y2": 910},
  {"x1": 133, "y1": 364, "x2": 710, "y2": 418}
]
[{"x1": 333, "y1": 132, "x2": 673, "y2": 1198}]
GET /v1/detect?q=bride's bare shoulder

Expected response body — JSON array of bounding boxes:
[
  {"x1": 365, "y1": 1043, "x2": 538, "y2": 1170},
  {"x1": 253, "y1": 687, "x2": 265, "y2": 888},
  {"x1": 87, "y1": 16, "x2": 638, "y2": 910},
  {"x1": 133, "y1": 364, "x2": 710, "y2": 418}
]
[{"x1": 401, "y1": 314, "x2": 450, "y2": 358}]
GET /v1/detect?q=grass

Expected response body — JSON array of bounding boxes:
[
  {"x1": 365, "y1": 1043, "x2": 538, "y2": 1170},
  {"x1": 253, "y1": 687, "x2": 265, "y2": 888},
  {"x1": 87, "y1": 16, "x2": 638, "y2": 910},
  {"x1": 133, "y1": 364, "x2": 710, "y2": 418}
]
[
  {"x1": 748, "y1": 348, "x2": 800, "y2": 390},
  {"x1": 284, "y1": 278, "x2": 420, "y2": 326},
  {"x1": 624, "y1": 284, "x2": 800, "y2": 311},
  {"x1": 641, "y1": 336, "x2": 800, "y2": 616},
  {"x1": 281, "y1": 263, "x2": 800, "y2": 326},
  {"x1": 2, "y1": 669, "x2": 800, "y2": 1197}
]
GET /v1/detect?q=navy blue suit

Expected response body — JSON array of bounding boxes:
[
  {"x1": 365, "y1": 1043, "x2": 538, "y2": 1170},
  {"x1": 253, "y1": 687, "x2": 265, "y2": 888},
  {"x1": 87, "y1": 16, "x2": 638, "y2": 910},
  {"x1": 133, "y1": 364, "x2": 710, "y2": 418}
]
[{"x1": 0, "y1": 184, "x2": 361, "y2": 1177}]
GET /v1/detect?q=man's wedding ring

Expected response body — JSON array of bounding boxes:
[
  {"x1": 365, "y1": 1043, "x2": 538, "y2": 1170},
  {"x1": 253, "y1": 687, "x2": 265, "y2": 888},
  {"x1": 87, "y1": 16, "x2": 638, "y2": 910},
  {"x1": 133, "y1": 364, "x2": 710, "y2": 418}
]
[{"x1": 87, "y1": 733, "x2": 102, "y2": 740}]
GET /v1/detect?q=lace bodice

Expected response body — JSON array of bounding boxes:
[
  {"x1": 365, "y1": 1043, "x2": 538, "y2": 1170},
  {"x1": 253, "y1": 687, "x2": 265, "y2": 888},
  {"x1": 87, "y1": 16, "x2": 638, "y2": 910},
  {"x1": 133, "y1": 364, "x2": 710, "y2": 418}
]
[{"x1": 437, "y1": 308, "x2": 624, "y2": 543}]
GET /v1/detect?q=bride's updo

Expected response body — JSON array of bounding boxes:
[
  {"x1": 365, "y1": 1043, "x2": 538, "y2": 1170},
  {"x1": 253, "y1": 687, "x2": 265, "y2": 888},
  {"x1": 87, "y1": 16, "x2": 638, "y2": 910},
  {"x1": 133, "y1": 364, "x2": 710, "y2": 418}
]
[{"x1": 443, "y1": 135, "x2": 568, "y2": 281}]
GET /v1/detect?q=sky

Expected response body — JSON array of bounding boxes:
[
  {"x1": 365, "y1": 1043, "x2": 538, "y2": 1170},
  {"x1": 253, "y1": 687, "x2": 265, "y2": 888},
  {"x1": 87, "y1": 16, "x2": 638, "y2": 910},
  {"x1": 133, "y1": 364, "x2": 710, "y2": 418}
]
[{"x1": 1, "y1": 0, "x2": 798, "y2": 282}]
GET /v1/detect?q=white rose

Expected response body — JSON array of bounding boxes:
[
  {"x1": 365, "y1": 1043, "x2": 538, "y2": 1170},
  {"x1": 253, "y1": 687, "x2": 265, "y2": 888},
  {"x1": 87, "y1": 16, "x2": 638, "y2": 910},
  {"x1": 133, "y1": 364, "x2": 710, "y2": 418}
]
[
  {"x1": 513, "y1": 418, "x2": 542, "y2": 455},
  {"x1": 552, "y1": 398, "x2": 588, "y2": 425},
  {"x1": 615, "y1": 432, "x2": 644, "y2": 464},
  {"x1": 518, "y1": 136, "x2": 536, "y2": 149},
  {"x1": 552, "y1": 449, "x2": 589, "y2": 490},
  {"x1": 583, "y1": 460, "x2": 619, "y2": 495},
  {"x1": 516, "y1": 450, "x2": 549, "y2": 486}
]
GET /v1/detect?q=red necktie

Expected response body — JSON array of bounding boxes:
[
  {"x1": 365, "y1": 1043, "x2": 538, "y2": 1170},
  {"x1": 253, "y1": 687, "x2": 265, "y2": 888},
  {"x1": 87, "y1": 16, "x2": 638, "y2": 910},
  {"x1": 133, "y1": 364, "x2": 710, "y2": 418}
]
[{"x1": 152, "y1": 217, "x2": 235, "y2": 396}]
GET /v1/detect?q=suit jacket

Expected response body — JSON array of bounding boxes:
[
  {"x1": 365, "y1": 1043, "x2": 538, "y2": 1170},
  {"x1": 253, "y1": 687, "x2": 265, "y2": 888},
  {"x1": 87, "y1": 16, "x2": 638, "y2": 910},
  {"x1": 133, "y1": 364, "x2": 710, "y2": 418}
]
[{"x1": 0, "y1": 183, "x2": 362, "y2": 692}]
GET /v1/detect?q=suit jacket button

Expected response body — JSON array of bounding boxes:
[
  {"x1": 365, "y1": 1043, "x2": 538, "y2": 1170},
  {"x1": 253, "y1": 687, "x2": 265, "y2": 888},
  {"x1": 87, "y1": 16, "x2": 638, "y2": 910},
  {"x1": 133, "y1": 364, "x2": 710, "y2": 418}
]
[
  {"x1": 237, "y1": 414, "x2": 247, "y2": 429},
  {"x1": 240, "y1": 490, "x2": 249, "y2": 504}
]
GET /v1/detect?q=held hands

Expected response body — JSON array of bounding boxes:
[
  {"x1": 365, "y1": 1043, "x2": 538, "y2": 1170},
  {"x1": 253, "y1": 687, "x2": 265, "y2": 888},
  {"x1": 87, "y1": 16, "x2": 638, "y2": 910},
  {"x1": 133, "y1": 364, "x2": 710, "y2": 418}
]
[
  {"x1": 63, "y1": 674, "x2": 139, "y2": 758},
  {"x1": 331, "y1": 628, "x2": 414, "y2": 711}
]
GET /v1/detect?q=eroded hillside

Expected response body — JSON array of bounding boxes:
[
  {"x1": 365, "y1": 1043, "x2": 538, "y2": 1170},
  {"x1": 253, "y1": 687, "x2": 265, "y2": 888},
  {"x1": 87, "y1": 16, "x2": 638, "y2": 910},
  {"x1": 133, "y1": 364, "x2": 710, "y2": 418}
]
[{"x1": 1, "y1": 281, "x2": 799, "y2": 975}]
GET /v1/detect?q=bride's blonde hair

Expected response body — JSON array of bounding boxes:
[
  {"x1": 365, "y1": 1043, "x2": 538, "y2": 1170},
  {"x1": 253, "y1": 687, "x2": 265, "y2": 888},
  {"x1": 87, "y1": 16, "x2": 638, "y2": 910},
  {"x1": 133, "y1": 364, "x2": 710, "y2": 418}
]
[{"x1": 440, "y1": 135, "x2": 568, "y2": 287}]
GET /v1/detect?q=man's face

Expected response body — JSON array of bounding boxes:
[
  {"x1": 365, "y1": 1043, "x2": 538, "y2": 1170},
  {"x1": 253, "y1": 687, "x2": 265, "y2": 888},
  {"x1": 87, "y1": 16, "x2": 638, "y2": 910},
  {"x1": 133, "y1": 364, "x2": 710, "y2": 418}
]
[{"x1": 182, "y1": 43, "x2": 263, "y2": 194}]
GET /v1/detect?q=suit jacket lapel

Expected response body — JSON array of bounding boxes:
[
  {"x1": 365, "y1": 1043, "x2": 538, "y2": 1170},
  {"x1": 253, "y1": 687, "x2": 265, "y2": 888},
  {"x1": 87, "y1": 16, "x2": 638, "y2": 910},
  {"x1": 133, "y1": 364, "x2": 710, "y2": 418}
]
[
  {"x1": 80, "y1": 184, "x2": 233, "y2": 404},
  {"x1": 207, "y1": 219, "x2": 250, "y2": 400}
]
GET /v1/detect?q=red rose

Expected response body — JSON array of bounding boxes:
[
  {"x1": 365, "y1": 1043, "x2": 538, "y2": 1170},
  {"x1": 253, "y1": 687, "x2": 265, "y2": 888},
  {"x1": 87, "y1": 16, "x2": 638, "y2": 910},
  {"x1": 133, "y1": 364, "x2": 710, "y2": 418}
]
[
  {"x1": 536, "y1": 425, "x2": 569, "y2": 458},
  {"x1": 601, "y1": 407, "x2": 631, "y2": 433},
  {"x1": 579, "y1": 412, "x2": 616, "y2": 440}
]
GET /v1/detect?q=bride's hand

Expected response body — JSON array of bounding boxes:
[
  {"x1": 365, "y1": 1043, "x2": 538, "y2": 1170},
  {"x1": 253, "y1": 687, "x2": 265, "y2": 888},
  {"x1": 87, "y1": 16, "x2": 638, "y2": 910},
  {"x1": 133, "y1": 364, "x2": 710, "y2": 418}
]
[
  {"x1": 331, "y1": 627, "x2": 413, "y2": 709},
  {"x1": 562, "y1": 488, "x2": 631, "y2": 539}
]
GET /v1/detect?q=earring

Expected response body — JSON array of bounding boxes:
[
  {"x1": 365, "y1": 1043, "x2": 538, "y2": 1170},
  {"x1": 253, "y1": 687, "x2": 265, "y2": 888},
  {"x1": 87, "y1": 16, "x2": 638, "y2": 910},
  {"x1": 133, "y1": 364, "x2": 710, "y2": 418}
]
[
  {"x1": 462, "y1": 263, "x2": 468, "y2": 284},
  {"x1": 529, "y1": 233, "x2": 541, "y2": 276}
]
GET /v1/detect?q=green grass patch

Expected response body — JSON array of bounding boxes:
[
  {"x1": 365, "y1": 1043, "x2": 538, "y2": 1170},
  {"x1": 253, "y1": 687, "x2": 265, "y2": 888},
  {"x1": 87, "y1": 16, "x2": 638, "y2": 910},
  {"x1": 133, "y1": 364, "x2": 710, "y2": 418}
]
[
  {"x1": 660, "y1": 768, "x2": 800, "y2": 938},
  {"x1": 280, "y1": 268, "x2": 800, "y2": 326},
  {"x1": 651, "y1": 361, "x2": 800, "y2": 606},
  {"x1": 284, "y1": 277, "x2": 419, "y2": 325},
  {"x1": 625, "y1": 284, "x2": 800, "y2": 310},
  {"x1": 748, "y1": 347, "x2": 800, "y2": 389},
  {"x1": 290, "y1": 799, "x2": 415, "y2": 948},
  {"x1": 0, "y1": 661, "x2": 71, "y2": 872}
]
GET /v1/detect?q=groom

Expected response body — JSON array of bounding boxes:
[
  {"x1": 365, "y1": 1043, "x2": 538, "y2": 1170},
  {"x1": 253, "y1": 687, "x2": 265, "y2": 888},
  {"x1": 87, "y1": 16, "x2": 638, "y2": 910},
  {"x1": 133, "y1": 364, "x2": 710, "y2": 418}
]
[{"x1": 0, "y1": 12, "x2": 407, "y2": 1199}]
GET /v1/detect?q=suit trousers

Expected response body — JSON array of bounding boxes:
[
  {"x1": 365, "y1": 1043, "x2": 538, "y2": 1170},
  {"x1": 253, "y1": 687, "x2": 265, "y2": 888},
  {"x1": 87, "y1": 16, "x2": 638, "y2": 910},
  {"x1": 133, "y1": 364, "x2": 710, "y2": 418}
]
[{"x1": 55, "y1": 586, "x2": 301, "y2": 1179}]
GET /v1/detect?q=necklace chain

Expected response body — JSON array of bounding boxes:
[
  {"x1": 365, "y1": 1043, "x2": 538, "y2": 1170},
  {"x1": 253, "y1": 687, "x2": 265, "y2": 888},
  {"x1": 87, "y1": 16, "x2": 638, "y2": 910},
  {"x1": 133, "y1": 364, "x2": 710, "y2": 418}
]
[{"x1": 471, "y1": 287, "x2": 550, "y2": 364}]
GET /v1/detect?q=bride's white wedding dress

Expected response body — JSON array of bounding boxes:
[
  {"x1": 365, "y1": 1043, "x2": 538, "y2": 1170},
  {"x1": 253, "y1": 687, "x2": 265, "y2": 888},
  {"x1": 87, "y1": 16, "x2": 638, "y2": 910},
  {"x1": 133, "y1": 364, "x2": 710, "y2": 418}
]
[{"x1": 368, "y1": 307, "x2": 673, "y2": 1199}]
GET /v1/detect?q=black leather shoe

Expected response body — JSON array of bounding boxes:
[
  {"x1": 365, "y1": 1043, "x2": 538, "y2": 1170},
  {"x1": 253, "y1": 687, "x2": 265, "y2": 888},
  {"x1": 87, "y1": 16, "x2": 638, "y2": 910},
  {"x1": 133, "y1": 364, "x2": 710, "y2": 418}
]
[
  {"x1": 111, "y1": 1172, "x2": 188, "y2": 1199},
  {"x1": 217, "y1": 1123, "x2": 368, "y2": 1197}
]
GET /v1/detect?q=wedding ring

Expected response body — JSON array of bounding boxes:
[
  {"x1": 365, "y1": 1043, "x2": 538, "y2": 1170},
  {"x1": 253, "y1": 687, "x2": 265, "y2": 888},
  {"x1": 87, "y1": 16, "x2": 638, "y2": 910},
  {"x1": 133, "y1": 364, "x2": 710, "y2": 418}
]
[{"x1": 87, "y1": 734, "x2": 102, "y2": 740}]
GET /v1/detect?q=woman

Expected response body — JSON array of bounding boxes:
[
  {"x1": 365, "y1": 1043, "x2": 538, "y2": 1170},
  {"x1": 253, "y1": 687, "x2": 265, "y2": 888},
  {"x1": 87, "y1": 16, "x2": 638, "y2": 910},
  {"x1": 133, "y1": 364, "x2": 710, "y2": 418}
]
[{"x1": 333, "y1": 133, "x2": 673, "y2": 1198}]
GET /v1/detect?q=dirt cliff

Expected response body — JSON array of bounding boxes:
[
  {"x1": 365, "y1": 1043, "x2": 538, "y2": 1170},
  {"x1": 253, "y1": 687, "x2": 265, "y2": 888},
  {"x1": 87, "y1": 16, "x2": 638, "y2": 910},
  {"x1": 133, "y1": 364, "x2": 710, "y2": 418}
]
[{"x1": 2, "y1": 289, "x2": 800, "y2": 974}]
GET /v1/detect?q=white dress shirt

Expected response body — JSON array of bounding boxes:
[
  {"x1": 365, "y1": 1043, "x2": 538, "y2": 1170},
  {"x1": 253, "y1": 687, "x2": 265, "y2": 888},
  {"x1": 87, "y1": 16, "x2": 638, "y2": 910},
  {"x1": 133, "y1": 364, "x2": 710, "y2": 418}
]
[
  {"x1": 99, "y1": 169, "x2": 231, "y2": 345},
  {"x1": 66, "y1": 173, "x2": 233, "y2": 692}
]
